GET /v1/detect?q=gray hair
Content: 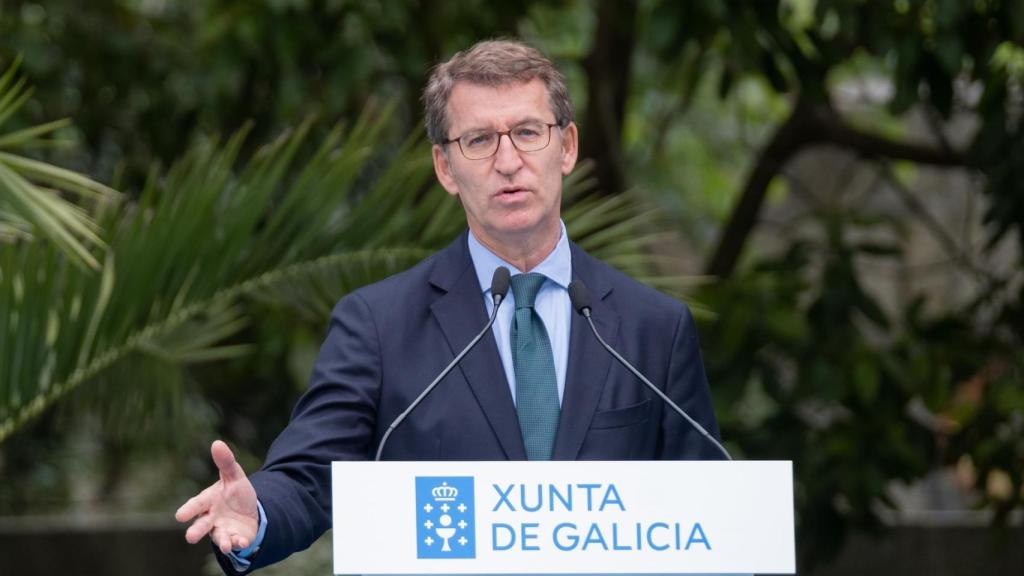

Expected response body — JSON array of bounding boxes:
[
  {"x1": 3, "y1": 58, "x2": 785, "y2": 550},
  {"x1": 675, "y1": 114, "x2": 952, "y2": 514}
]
[{"x1": 422, "y1": 39, "x2": 575, "y2": 145}]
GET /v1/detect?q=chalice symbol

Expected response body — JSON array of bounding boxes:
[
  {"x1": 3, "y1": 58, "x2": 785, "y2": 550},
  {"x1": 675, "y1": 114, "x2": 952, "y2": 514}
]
[{"x1": 435, "y1": 513, "x2": 456, "y2": 552}]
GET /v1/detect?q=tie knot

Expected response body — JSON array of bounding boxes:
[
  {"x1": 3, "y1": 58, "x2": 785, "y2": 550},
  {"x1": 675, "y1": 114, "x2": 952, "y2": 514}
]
[{"x1": 510, "y1": 273, "x2": 546, "y2": 309}]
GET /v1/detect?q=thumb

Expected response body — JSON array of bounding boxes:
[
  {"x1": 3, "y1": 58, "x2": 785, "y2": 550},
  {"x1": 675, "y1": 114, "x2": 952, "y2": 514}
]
[{"x1": 211, "y1": 440, "x2": 244, "y2": 483}]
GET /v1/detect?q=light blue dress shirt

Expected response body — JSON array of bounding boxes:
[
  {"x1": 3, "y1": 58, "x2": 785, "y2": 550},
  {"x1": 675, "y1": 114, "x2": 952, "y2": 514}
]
[
  {"x1": 226, "y1": 500, "x2": 265, "y2": 570},
  {"x1": 467, "y1": 221, "x2": 573, "y2": 406}
]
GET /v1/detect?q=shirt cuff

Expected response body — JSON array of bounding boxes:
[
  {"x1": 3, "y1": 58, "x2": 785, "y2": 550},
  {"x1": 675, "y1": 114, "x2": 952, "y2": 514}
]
[{"x1": 226, "y1": 499, "x2": 267, "y2": 570}]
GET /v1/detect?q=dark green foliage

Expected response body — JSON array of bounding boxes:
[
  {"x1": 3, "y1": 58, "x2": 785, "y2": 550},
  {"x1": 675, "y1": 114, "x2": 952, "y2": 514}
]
[
  {"x1": 0, "y1": 0, "x2": 537, "y2": 188},
  {"x1": 701, "y1": 208, "x2": 1023, "y2": 569},
  {"x1": 1, "y1": 1, "x2": 1022, "y2": 572}
]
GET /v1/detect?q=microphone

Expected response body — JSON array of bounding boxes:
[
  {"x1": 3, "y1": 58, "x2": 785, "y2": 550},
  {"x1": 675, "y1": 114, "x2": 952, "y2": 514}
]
[
  {"x1": 568, "y1": 281, "x2": 732, "y2": 460},
  {"x1": 374, "y1": 266, "x2": 511, "y2": 461}
]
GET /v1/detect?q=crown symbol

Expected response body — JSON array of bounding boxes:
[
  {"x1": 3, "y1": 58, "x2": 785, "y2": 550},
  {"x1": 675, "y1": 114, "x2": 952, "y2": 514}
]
[{"x1": 431, "y1": 482, "x2": 459, "y2": 501}]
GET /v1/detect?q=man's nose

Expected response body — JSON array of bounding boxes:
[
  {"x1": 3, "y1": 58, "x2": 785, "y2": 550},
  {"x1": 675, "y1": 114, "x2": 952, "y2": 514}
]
[{"x1": 493, "y1": 133, "x2": 523, "y2": 175}]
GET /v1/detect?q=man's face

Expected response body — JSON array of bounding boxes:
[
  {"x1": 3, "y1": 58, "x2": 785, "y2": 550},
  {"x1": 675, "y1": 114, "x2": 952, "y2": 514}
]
[{"x1": 432, "y1": 78, "x2": 578, "y2": 254}]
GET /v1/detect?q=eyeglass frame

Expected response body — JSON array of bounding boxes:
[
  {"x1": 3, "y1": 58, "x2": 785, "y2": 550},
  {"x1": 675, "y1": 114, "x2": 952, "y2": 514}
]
[{"x1": 442, "y1": 120, "x2": 565, "y2": 160}]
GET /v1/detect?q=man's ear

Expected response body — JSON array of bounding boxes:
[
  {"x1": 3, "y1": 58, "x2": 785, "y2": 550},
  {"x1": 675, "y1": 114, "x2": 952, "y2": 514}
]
[
  {"x1": 433, "y1": 145, "x2": 460, "y2": 197},
  {"x1": 559, "y1": 122, "x2": 579, "y2": 176}
]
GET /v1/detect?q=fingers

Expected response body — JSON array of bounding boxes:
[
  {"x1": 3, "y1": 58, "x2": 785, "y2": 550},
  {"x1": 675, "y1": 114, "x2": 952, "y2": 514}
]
[
  {"x1": 184, "y1": 514, "x2": 213, "y2": 544},
  {"x1": 231, "y1": 534, "x2": 250, "y2": 551},
  {"x1": 184, "y1": 514, "x2": 253, "y2": 551},
  {"x1": 211, "y1": 526, "x2": 250, "y2": 555},
  {"x1": 214, "y1": 527, "x2": 235, "y2": 555},
  {"x1": 211, "y1": 440, "x2": 244, "y2": 483},
  {"x1": 179, "y1": 440, "x2": 258, "y2": 551},
  {"x1": 175, "y1": 489, "x2": 211, "y2": 523}
]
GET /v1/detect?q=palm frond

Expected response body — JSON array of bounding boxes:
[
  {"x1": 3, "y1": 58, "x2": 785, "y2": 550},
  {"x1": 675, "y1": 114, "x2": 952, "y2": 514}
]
[
  {"x1": 1, "y1": 106, "x2": 682, "y2": 443},
  {"x1": 564, "y1": 162, "x2": 673, "y2": 274},
  {"x1": 0, "y1": 104, "x2": 444, "y2": 442},
  {"x1": 247, "y1": 248, "x2": 436, "y2": 324},
  {"x1": 0, "y1": 58, "x2": 119, "y2": 270}
]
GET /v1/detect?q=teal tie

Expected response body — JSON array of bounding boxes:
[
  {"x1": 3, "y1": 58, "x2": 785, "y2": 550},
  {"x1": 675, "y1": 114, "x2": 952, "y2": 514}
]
[{"x1": 510, "y1": 273, "x2": 560, "y2": 460}]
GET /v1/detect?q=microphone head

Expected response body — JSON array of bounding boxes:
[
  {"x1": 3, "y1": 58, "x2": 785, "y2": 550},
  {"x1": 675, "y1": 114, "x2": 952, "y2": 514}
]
[
  {"x1": 491, "y1": 266, "x2": 511, "y2": 300},
  {"x1": 568, "y1": 280, "x2": 592, "y2": 315}
]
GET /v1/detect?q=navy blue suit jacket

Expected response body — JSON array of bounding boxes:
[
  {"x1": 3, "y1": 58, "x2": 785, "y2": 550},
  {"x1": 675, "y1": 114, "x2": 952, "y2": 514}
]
[{"x1": 226, "y1": 231, "x2": 721, "y2": 572}]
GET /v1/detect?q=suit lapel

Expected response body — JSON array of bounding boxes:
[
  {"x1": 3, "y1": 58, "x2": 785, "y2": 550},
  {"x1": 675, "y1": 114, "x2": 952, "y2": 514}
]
[
  {"x1": 429, "y1": 233, "x2": 527, "y2": 460},
  {"x1": 552, "y1": 244, "x2": 617, "y2": 460}
]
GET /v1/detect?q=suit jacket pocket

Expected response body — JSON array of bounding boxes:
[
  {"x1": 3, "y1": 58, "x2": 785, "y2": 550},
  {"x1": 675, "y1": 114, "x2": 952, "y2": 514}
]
[{"x1": 589, "y1": 398, "x2": 652, "y2": 430}]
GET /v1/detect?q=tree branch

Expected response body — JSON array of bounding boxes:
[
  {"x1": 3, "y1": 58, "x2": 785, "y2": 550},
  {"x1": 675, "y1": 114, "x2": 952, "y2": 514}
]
[
  {"x1": 821, "y1": 114, "x2": 966, "y2": 166},
  {"x1": 704, "y1": 97, "x2": 820, "y2": 277},
  {"x1": 704, "y1": 97, "x2": 970, "y2": 278}
]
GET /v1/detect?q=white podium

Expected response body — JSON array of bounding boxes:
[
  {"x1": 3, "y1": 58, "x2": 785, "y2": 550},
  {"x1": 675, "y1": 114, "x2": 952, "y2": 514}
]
[{"x1": 331, "y1": 461, "x2": 794, "y2": 575}]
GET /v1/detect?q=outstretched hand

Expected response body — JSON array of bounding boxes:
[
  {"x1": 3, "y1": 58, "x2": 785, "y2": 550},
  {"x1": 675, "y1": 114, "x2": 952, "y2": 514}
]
[{"x1": 175, "y1": 440, "x2": 259, "y2": 555}]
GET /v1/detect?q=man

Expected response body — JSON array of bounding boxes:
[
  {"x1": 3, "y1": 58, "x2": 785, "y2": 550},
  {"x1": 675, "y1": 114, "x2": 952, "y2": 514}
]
[{"x1": 175, "y1": 39, "x2": 722, "y2": 574}]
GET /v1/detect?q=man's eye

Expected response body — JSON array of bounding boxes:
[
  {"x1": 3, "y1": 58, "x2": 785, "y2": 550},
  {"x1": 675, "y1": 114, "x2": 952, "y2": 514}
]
[
  {"x1": 513, "y1": 126, "x2": 542, "y2": 139},
  {"x1": 464, "y1": 134, "x2": 495, "y2": 148}
]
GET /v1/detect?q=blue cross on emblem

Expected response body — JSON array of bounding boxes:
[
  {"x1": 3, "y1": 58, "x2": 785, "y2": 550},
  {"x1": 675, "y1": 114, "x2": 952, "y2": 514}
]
[{"x1": 415, "y1": 476, "x2": 476, "y2": 559}]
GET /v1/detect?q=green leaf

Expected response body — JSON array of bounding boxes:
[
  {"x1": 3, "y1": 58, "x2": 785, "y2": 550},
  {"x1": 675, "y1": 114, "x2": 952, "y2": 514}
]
[
  {"x1": 852, "y1": 354, "x2": 880, "y2": 403},
  {"x1": 0, "y1": 62, "x2": 116, "y2": 270}
]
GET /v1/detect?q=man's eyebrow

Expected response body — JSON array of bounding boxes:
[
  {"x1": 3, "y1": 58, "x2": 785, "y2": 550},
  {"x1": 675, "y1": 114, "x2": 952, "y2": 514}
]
[
  {"x1": 457, "y1": 124, "x2": 490, "y2": 135},
  {"x1": 457, "y1": 116, "x2": 550, "y2": 135}
]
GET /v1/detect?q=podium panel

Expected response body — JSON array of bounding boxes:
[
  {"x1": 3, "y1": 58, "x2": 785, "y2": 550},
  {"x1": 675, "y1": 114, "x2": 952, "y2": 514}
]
[{"x1": 332, "y1": 461, "x2": 794, "y2": 575}]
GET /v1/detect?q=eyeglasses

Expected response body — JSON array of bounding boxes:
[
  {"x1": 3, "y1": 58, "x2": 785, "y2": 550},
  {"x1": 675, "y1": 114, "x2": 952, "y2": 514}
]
[{"x1": 444, "y1": 121, "x2": 560, "y2": 160}]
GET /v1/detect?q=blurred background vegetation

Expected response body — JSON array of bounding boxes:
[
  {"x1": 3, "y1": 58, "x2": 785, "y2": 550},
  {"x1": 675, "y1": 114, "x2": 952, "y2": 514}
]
[{"x1": 1, "y1": 0, "x2": 1022, "y2": 574}]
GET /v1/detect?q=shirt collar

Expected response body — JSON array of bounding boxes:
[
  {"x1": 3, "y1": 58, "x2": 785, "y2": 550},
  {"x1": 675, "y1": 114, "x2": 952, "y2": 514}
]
[{"x1": 467, "y1": 221, "x2": 572, "y2": 294}]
